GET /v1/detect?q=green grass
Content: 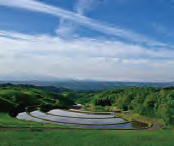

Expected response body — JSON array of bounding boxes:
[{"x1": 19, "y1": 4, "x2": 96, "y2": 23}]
[
  {"x1": 0, "y1": 111, "x2": 173, "y2": 146},
  {"x1": 0, "y1": 113, "x2": 173, "y2": 146},
  {"x1": 0, "y1": 89, "x2": 20, "y2": 96},
  {"x1": 0, "y1": 113, "x2": 68, "y2": 128},
  {"x1": 0, "y1": 129, "x2": 174, "y2": 146}
]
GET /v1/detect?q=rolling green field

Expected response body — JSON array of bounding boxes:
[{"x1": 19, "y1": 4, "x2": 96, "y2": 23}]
[{"x1": 0, "y1": 129, "x2": 174, "y2": 146}]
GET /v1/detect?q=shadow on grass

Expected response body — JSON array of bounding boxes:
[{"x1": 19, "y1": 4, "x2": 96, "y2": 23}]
[{"x1": 170, "y1": 117, "x2": 174, "y2": 125}]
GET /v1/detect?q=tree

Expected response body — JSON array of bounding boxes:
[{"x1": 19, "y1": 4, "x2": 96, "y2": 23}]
[{"x1": 156, "y1": 103, "x2": 172, "y2": 125}]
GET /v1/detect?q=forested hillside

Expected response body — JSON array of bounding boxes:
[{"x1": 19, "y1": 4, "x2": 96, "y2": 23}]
[
  {"x1": 66, "y1": 87, "x2": 174, "y2": 125},
  {"x1": 0, "y1": 84, "x2": 73, "y2": 116}
]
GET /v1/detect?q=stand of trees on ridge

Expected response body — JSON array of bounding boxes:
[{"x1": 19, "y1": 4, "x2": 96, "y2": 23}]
[{"x1": 65, "y1": 87, "x2": 174, "y2": 125}]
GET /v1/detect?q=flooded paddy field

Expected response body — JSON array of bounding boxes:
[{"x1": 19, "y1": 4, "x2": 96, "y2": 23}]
[{"x1": 17, "y1": 109, "x2": 148, "y2": 129}]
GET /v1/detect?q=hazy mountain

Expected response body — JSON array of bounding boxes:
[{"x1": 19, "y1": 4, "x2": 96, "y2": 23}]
[{"x1": 1, "y1": 80, "x2": 174, "y2": 91}]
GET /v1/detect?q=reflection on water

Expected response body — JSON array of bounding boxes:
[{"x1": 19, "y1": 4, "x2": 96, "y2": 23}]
[
  {"x1": 16, "y1": 109, "x2": 148, "y2": 129},
  {"x1": 31, "y1": 111, "x2": 125, "y2": 124},
  {"x1": 48, "y1": 109, "x2": 114, "y2": 118}
]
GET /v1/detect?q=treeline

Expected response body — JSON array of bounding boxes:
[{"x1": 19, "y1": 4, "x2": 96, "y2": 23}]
[
  {"x1": 0, "y1": 85, "x2": 73, "y2": 115},
  {"x1": 72, "y1": 87, "x2": 174, "y2": 125}
]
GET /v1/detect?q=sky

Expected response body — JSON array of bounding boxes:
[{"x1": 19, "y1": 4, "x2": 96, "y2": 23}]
[{"x1": 0, "y1": 0, "x2": 174, "y2": 81}]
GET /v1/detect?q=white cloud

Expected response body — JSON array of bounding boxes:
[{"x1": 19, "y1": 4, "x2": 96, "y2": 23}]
[
  {"x1": 0, "y1": 30, "x2": 174, "y2": 81},
  {"x1": 56, "y1": 0, "x2": 97, "y2": 37},
  {"x1": 56, "y1": 18, "x2": 76, "y2": 37},
  {"x1": 0, "y1": 0, "x2": 173, "y2": 81},
  {"x1": 0, "y1": 0, "x2": 169, "y2": 47},
  {"x1": 74, "y1": 0, "x2": 96, "y2": 15}
]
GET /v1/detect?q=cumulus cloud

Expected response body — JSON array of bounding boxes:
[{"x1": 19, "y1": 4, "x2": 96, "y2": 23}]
[{"x1": 0, "y1": 30, "x2": 174, "y2": 81}]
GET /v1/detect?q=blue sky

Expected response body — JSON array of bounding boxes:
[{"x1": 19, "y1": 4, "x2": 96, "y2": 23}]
[{"x1": 0, "y1": 0, "x2": 174, "y2": 81}]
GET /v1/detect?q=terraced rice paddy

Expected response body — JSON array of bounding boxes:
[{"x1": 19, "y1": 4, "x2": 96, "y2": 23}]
[{"x1": 17, "y1": 109, "x2": 148, "y2": 129}]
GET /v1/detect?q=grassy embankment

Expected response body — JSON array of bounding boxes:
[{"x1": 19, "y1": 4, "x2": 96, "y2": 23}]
[
  {"x1": 0, "y1": 113, "x2": 69, "y2": 128},
  {"x1": 0, "y1": 129, "x2": 174, "y2": 146}
]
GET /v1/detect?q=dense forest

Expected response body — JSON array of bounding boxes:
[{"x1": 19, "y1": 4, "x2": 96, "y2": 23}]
[{"x1": 65, "y1": 87, "x2": 174, "y2": 125}]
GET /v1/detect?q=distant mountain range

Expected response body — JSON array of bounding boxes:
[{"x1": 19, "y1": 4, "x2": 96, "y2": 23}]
[
  {"x1": 0, "y1": 83, "x2": 71, "y2": 93},
  {"x1": 0, "y1": 80, "x2": 174, "y2": 91}
]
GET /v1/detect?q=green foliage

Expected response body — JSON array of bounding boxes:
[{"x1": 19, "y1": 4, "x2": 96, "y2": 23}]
[
  {"x1": 72, "y1": 87, "x2": 174, "y2": 125},
  {"x1": 0, "y1": 97, "x2": 14, "y2": 112},
  {"x1": 0, "y1": 85, "x2": 74, "y2": 113},
  {"x1": 64, "y1": 91, "x2": 93, "y2": 104},
  {"x1": 156, "y1": 103, "x2": 172, "y2": 125},
  {"x1": 91, "y1": 106, "x2": 105, "y2": 112}
]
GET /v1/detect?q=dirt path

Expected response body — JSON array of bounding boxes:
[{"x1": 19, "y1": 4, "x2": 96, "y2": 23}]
[
  {"x1": 146, "y1": 121, "x2": 163, "y2": 130},
  {"x1": 0, "y1": 121, "x2": 163, "y2": 131}
]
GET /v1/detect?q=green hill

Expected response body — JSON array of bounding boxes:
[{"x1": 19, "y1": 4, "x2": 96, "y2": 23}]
[
  {"x1": 68, "y1": 87, "x2": 174, "y2": 126},
  {"x1": 0, "y1": 84, "x2": 74, "y2": 116}
]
